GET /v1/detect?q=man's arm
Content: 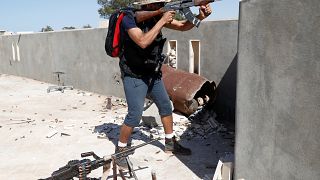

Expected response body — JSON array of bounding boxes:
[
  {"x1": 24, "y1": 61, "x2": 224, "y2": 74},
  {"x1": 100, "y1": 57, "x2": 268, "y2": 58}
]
[
  {"x1": 164, "y1": 4, "x2": 212, "y2": 31},
  {"x1": 127, "y1": 11, "x2": 175, "y2": 49},
  {"x1": 135, "y1": 9, "x2": 164, "y2": 23}
]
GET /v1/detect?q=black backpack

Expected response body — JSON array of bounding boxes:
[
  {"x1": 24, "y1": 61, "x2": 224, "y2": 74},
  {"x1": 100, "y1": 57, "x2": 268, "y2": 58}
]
[{"x1": 105, "y1": 8, "x2": 135, "y2": 58}]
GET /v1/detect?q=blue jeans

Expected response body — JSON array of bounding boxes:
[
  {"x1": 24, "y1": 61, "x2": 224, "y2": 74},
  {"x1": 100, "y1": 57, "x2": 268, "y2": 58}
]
[{"x1": 122, "y1": 76, "x2": 172, "y2": 127}]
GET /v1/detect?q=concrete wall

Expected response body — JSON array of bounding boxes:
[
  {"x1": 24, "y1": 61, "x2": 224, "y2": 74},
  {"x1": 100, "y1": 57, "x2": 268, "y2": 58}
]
[
  {"x1": 0, "y1": 21, "x2": 238, "y2": 120},
  {"x1": 163, "y1": 20, "x2": 238, "y2": 84},
  {"x1": 163, "y1": 20, "x2": 238, "y2": 123},
  {"x1": 235, "y1": 0, "x2": 320, "y2": 179},
  {"x1": 0, "y1": 29, "x2": 124, "y2": 97}
]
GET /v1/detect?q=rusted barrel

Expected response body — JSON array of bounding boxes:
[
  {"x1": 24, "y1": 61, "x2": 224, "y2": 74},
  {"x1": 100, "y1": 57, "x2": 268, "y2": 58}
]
[{"x1": 162, "y1": 65, "x2": 217, "y2": 116}]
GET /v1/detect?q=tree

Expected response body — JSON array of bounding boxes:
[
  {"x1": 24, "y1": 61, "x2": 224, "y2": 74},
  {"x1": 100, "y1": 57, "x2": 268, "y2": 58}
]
[
  {"x1": 174, "y1": 12, "x2": 185, "y2": 21},
  {"x1": 97, "y1": 0, "x2": 135, "y2": 19},
  {"x1": 97, "y1": 0, "x2": 186, "y2": 20},
  {"x1": 62, "y1": 26, "x2": 76, "y2": 30},
  {"x1": 41, "y1": 25, "x2": 54, "y2": 32},
  {"x1": 83, "y1": 24, "x2": 92, "y2": 28}
]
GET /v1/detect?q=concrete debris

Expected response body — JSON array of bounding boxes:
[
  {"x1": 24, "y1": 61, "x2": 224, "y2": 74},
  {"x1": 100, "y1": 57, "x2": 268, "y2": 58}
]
[
  {"x1": 63, "y1": 125, "x2": 75, "y2": 130},
  {"x1": 7, "y1": 119, "x2": 35, "y2": 125},
  {"x1": 76, "y1": 91, "x2": 93, "y2": 96},
  {"x1": 93, "y1": 107, "x2": 229, "y2": 142},
  {"x1": 212, "y1": 153, "x2": 234, "y2": 180},
  {"x1": 208, "y1": 117, "x2": 218, "y2": 129},
  {"x1": 49, "y1": 125, "x2": 56, "y2": 129},
  {"x1": 60, "y1": 132, "x2": 71, "y2": 136},
  {"x1": 97, "y1": 133, "x2": 108, "y2": 139},
  {"x1": 46, "y1": 129, "x2": 58, "y2": 138}
]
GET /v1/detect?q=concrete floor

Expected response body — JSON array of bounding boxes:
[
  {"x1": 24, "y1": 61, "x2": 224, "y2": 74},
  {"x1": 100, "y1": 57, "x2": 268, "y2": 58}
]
[{"x1": 0, "y1": 74, "x2": 234, "y2": 180}]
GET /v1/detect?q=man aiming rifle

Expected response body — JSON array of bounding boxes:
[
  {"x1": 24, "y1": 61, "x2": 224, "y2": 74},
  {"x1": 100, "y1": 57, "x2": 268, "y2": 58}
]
[
  {"x1": 135, "y1": 0, "x2": 217, "y2": 27},
  {"x1": 115, "y1": 0, "x2": 212, "y2": 169}
]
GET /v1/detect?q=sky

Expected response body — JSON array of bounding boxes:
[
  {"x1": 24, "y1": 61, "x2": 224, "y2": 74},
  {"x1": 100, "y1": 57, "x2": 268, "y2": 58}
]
[{"x1": 0, "y1": 0, "x2": 239, "y2": 32}]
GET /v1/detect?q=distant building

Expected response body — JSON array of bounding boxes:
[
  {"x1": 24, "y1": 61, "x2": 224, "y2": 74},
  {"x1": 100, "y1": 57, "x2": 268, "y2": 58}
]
[
  {"x1": 99, "y1": 20, "x2": 109, "y2": 28},
  {"x1": 0, "y1": 30, "x2": 14, "y2": 36}
]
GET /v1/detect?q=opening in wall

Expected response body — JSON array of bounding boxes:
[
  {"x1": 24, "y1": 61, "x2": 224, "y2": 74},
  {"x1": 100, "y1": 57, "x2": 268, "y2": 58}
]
[
  {"x1": 189, "y1": 40, "x2": 200, "y2": 74},
  {"x1": 11, "y1": 42, "x2": 21, "y2": 61},
  {"x1": 11, "y1": 43, "x2": 16, "y2": 61},
  {"x1": 16, "y1": 43, "x2": 20, "y2": 61},
  {"x1": 167, "y1": 40, "x2": 177, "y2": 68}
]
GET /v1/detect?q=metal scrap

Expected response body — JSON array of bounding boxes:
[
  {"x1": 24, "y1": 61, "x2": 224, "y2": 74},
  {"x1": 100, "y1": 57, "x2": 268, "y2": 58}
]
[{"x1": 162, "y1": 65, "x2": 217, "y2": 116}]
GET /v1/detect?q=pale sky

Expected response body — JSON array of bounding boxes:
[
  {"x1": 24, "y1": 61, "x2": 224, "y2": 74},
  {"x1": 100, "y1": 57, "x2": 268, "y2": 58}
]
[{"x1": 0, "y1": 0, "x2": 239, "y2": 32}]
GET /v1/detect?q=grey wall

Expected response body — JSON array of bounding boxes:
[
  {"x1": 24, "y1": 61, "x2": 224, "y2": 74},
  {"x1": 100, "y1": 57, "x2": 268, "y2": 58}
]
[
  {"x1": 0, "y1": 29, "x2": 124, "y2": 97},
  {"x1": 163, "y1": 20, "x2": 238, "y2": 123},
  {"x1": 163, "y1": 20, "x2": 238, "y2": 84},
  {"x1": 0, "y1": 21, "x2": 238, "y2": 120},
  {"x1": 235, "y1": 0, "x2": 320, "y2": 179}
]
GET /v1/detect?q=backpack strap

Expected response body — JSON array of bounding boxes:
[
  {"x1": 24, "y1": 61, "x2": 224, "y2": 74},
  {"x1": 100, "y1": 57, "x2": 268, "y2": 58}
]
[{"x1": 118, "y1": 8, "x2": 137, "y2": 58}]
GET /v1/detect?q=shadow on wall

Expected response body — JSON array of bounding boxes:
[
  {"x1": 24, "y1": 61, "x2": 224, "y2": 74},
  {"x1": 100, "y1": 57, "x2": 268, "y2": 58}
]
[
  {"x1": 212, "y1": 54, "x2": 238, "y2": 130},
  {"x1": 172, "y1": 53, "x2": 238, "y2": 178}
]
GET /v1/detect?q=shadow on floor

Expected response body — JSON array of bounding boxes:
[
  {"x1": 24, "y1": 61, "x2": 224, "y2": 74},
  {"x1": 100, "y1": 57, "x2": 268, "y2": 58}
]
[{"x1": 91, "y1": 54, "x2": 238, "y2": 179}]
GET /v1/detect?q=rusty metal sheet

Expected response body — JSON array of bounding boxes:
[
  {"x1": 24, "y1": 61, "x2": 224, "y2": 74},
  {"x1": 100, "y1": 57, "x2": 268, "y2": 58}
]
[{"x1": 162, "y1": 65, "x2": 216, "y2": 116}]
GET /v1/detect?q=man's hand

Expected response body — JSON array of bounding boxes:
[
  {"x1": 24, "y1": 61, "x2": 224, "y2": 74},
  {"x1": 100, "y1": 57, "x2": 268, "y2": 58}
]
[
  {"x1": 199, "y1": 4, "x2": 212, "y2": 20},
  {"x1": 160, "y1": 11, "x2": 176, "y2": 24}
]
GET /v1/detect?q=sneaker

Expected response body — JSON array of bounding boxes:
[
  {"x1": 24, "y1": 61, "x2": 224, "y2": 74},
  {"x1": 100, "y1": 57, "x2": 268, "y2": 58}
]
[
  {"x1": 165, "y1": 136, "x2": 191, "y2": 155},
  {"x1": 114, "y1": 146, "x2": 129, "y2": 169}
]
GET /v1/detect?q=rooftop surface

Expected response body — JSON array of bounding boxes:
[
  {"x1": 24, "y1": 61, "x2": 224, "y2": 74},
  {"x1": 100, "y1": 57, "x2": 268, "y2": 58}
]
[{"x1": 0, "y1": 74, "x2": 234, "y2": 180}]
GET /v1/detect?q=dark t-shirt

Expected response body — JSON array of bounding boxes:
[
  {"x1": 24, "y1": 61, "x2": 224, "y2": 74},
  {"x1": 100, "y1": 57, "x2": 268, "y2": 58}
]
[
  {"x1": 119, "y1": 13, "x2": 165, "y2": 78},
  {"x1": 122, "y1": 14, "x2": 137, "y2": 31}
]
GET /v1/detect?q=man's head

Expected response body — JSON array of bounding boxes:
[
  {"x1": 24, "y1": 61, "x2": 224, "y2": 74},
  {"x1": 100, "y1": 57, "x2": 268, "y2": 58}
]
[{"x1": 134, "y1": 0, "x2": 170, "y2": 10}]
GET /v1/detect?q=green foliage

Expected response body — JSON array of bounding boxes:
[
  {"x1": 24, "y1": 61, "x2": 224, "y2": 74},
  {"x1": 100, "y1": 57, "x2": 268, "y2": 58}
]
[
  {"x1": 97, "y1": 0, "x2": 191, "y2": 21},
  {"x1": 41, "y1": 25, "x2": 54, "y2": 32},
  {"x1": 97, "y1": 0, "x2": 135, "y2": 19},
  {"x1": 62, "y1": 26, "x2": 76, "y2": 30},
  {"x1": 174, "y1": 12, "x2": 185, "y2": 21},
  {"x1": 83, "y1": 24, "x2": 92, "y2": 28}
]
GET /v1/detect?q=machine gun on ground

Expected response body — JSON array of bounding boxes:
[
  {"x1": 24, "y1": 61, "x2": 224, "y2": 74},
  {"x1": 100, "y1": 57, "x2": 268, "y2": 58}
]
[{"x1": 40, "y1": 138, "x2": 160, "y2": 180}]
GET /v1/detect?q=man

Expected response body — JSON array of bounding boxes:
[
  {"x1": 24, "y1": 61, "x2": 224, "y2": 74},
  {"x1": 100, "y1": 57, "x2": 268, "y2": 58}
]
[{"x1": 116, "y1": 0, "x2": 212, "y2": 168}]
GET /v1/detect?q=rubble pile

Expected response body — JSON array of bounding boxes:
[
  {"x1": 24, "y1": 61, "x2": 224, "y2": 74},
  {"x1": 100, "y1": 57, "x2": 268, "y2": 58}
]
[{"x1": 95, "y1": 97, "x2": 234, "y2": 143}]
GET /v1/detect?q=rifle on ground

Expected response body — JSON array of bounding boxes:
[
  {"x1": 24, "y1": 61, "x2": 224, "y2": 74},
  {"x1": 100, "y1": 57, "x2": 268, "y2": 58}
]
[
  {"x1": 135, "y1": 0, "x2": 220, "y2": 27},
  {"x1": 40, "y1": 138, "x2": 160, "y2": 180}
]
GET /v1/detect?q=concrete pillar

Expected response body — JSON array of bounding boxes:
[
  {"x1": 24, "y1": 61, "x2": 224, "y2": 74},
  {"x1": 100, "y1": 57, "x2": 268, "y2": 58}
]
[{"x1": 235, "y1": 0, "x2": 320, "y2": 179}]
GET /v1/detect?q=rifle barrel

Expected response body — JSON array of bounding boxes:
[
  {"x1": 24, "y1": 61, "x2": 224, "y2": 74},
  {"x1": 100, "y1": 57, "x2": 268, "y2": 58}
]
[{"x1": 111, "y1": 138, "x2": 161, "y2": 158}]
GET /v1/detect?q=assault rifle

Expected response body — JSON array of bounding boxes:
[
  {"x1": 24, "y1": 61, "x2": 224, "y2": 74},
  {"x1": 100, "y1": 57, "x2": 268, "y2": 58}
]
[
  {"x1": 135, "y1": 0, "x2": 221, "y2": 27},
  {"x1": 40, "y1": 138, "x2": 160, "y2": 180}
]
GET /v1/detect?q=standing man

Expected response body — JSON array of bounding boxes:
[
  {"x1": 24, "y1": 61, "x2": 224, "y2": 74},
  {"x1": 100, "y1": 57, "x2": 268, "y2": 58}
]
[{"x1": 116, "y1": 0, "x2": 212, "y2": 168}]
